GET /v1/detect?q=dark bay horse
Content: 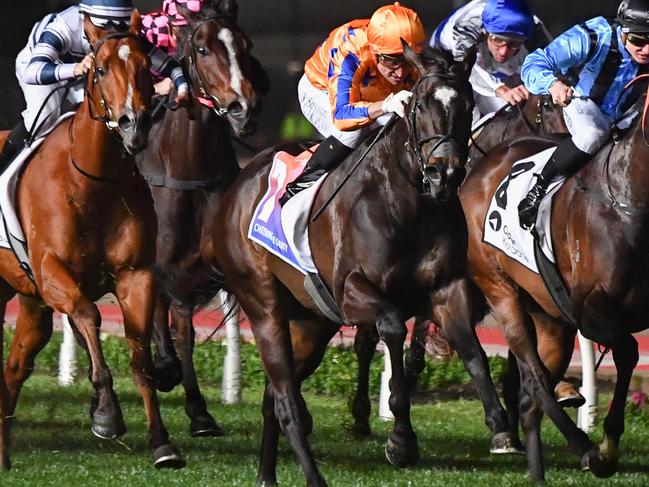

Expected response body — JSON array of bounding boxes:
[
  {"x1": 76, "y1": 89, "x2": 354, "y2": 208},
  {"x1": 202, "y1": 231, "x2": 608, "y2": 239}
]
[
  {"x1": 208, "y1": 46, "x2": 515, "y2": 486},
  {"x1": 460, "y1": 88, "x2": 649, "y2": 481},
  {"x1": 135, "y1": 0, "x2": 267, "y2": 436},
  {"x1": 0, "y1": 12, "x2": 184, "y2": 469},
  {"x1": 350, "y1": 93, "x2": 569, "y2": 439}
]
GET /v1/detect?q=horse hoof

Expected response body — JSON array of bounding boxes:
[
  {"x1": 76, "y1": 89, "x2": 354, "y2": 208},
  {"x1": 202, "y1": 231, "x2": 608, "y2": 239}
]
[
  {"x1": 384, "y1": 435, "x2": 420, "y2": 467},
  {"x1": 153, "y1": 444, "x2": 186, "y2": 469},
  {"x1": 153, "y1": 356, "x2": 183, "y2": 393},
  {"x1": 581, "y1": 448, "x2": 618, "y2": 478},
  {"x1": 555, "y1": 382, "x2": 586, "y2": 409},
  {"x1": 91, "y1": 410, "x2": 127, "y2": 440},
  {"x1": 350, "y1": 422, "x2": 372, "y2": 439},
  {"x1": 190, "y1": 415, "x2": 224, "y2": 437},
  {"x1": 490, "y1": 432, "x2": 525, "y2": 455}
]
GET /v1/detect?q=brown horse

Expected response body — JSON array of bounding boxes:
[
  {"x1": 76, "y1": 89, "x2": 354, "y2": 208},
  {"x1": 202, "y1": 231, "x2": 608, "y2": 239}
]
[
  {"x1": 135, "y1": 0, "x2": 267, "y2": 437},
  {"x1": 350, "y1": 93, "x2": 569, "y2": 439},
  {"x1": 0, "y1": 12, "x2": 184, "y2": 469},
  {"x1": 460, "y1": 88, "x2": 649, "y2": 481},
  {"x1": 205, "y1": 46, "x2": 516, "y2": 486}
]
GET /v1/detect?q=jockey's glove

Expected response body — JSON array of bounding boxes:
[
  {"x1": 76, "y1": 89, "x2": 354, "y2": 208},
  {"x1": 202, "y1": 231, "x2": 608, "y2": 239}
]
[{"x1": 381, "y1": 90, "x2": 413, "y2": 118}]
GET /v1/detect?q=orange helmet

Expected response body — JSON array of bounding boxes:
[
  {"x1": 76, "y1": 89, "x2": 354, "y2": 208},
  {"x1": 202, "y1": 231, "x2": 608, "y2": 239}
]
[{"x1": 367, "y1": 2, "x2": 425, "y2": 55}]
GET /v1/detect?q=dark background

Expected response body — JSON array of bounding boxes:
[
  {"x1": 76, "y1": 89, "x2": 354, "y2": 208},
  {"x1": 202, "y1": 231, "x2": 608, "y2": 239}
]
[{"x1": 0, "y1": 1, "x2": 621, "y2": 146}]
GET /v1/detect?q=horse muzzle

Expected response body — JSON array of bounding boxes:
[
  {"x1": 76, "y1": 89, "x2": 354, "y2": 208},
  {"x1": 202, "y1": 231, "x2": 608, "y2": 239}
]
[
  {"x1": 226, "y1": 98, "x2": 259, "y2": 137},
  {"x1": 118, "y1": 109, "x2": 151, "y2": 155},
  {"x1": 423, "y1": 162, "x2": 467, "y2": 201}
]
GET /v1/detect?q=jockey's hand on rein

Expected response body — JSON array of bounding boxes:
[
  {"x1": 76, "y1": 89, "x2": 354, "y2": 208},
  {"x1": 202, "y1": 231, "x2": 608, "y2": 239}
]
[
  {"x1": 381, "y1": 90, "x2": 413, "y2": 118},
  {"x1": 496, "y1": 84, "x2": 529, "y2": 105},
  {"x1": 549, "y1": 80, "x2": 574, "y2": 107},
  {"x1": 74, "y1": 54, "x2": 94, "y2": 77}
]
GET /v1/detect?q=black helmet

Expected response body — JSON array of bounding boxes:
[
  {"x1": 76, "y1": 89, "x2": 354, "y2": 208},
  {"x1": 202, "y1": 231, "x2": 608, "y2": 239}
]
[{"x1": 619, "y1": 0, "x2": 649, "y2": 33}]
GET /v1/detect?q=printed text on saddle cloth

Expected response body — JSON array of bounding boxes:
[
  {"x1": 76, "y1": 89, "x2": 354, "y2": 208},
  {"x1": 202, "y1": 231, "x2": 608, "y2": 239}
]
[{"x1": 248, "y1": 148, "x2": 321, "y2": 274}]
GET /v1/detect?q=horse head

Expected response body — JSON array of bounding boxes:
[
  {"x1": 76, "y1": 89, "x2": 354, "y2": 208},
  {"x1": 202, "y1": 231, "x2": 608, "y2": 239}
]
[
  {"x1": 174, "y1": 0, "x2": 264, "y2": 136},
  {"x1": 83, "y1": 10, "x2": 153, "y2": 154},
  {"x1": 403, "y1": 44, "x2": 476, "y2": 201}
]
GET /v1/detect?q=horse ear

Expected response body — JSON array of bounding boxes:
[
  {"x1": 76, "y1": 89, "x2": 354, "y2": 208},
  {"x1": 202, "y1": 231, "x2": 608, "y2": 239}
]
[
  {"x1": 458, "y1": 45, "x2": 477, "y2": 77},
  {"x1": 402, "y1": 40, "x2": 426, "y2": 76},
  {"x1": 218, "y1": 0, "x2": 239, "y2": 17},
  {"x1": 129, "y1": 9, "x2": 142, "y2": 36},
  {"x1": 83, "y1": 13, "x2": 103, "y2": 47}
]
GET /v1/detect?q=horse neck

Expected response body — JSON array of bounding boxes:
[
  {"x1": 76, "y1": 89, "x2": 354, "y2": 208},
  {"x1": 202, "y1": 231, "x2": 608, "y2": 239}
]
[
  {"x1": 611, "y1": 123, "x2": 649, "y2": 207},
  {"x1": 69, "y1": 101, "x2": 130, "y2": 180}
]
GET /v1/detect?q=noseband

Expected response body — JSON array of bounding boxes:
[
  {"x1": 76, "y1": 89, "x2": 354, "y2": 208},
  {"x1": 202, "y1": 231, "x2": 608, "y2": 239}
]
[
  {"x1": 184, "y1": 14, "x2": 237, "y2": 117},
  {"x1": 405, "y1": 73, "x2": 467, "y2": 193},
  {"x1": 86, "y1": 31, "x2": 140, "y2": 130}
]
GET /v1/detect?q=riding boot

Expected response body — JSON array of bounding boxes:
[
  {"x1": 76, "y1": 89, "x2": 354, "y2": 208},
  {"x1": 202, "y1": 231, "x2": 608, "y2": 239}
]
[
  {"x1": 279, "y1": 136, "x2": 352, "y2": 206},
  {"x1": 518, "y1": 138, "x2": 590, "y2": 231},
  {"x1": 0, "y1": 121, "x2": 28, "y2": 173}
]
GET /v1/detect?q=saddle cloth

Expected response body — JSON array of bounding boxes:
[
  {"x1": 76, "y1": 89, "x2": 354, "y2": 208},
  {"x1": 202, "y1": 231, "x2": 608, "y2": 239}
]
[
  {"x1": 482, "y1": 146, "x2": 567, "y2": 274},
  {"x1": 248, "y1": 147, "x2": 326, "y2": 274},
  {"x1": 0, "y1": 112, "x2": 75, "y2": 274}
]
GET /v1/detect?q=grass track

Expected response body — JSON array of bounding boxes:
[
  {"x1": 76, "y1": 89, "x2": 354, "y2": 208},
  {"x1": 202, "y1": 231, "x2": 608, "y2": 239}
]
[{"x1": 1, "y1": 375, "x2": 649, "y2": 486}]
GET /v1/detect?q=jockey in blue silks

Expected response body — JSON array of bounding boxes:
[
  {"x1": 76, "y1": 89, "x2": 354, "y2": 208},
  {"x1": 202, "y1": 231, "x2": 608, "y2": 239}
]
[
  {"x1": 0, "y1": 0, "x2": 189, "y2": 170},
  {"x1": 518, "y1": 0, "x2": 649, "y2": 231},
  {"x1": 431, "y1": 0, "x2": 542, "y2": 127}
]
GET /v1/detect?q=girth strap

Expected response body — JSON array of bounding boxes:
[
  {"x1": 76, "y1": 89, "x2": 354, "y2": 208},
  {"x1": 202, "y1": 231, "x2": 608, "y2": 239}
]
[{"x1": 140, "y1": 172, "x2": 223, "y2": 190}]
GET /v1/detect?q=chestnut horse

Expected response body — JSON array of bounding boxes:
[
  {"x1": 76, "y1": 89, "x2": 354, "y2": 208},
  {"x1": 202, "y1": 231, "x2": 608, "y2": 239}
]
[
  {"x1": 350, "y1": 93, "x2": 568, "y2": 439},
  {"x1": 135, "y1": 0, "x2": 267, "y2": 436},
  {"x1": 460, "y1": 87, "x2": 649, "y2": 481},
  {"x1": 207, "y1": 47, "x2": 515, "y2": 486},
  {"x1": 0, "y1": 13, "x2": 184, "y2": 469}
]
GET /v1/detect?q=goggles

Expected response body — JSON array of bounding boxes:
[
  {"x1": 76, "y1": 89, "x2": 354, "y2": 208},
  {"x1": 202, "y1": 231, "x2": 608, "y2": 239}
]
[
  {"x1": 627, "y1": 32, "x2": 649, "y2": 48},
  {"x1": 377, "y1": 53, "x2": 407, "y2": 70},
  {"x1": 487, "y1": 34, "x2": 524, "y2": 50}
]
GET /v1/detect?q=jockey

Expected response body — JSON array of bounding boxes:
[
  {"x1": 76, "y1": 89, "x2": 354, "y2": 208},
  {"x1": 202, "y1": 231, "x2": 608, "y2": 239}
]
[
  {"x1": 431, "y1": 0, "x2": 538, "y2": 127},
  {"x1": 518, "y1": 0, "x2": 649, "y2": 231},
  {"x1": 279, "y1": 2, "x2": 425, "y2": 204},
  {"x1": 0, "y1": 0, "x2": 189, "y2": 170}
]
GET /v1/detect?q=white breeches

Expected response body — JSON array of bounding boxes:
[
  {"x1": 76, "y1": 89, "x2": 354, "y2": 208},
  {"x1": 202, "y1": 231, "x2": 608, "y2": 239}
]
[
  {"x1": 563, "y1": 97, "x2": 613, "y2": 155},
  {"x1": 297, "y1": 74, "x2": 390, "y2": 149}
]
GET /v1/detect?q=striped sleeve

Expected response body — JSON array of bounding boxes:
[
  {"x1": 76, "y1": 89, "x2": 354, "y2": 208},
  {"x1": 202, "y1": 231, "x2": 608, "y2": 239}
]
[
  {"x1": 23, "y1": 19, "x2": 77, "y2": 85},
  {"x1": 146, "y1": 42, "x2": 188, "y2": 93}
]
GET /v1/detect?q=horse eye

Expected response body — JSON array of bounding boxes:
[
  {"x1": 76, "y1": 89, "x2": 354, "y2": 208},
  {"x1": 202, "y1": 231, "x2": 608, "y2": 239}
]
[
  {"x1": 96, "y1": 66, "x2": 106, "y2": 76},
  {"x1": 197, "y1": 46, "x2": 207, "y2": 56}
]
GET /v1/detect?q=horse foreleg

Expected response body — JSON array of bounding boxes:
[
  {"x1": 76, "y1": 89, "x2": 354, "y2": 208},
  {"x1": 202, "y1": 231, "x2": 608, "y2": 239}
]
[
  {"x1": 170, "y1": 302, "x2": 223, "y2": 437},
  {"x1": 116, "y1": 269, "x2": 185, "y2": 469},
  {"x1": 582, "y1": 334, "x2": 638, "y2": 478},
  {"x1": 351, "y1": 324, "x2": 379, "y2": 438},
  {"x1": 151, "y1": 293, "x2": 182, "y2": 392},
  {"x1": 404, "y1": 316, "x2": 428, "y2": 394},
  {"x1": 257, "y1": 380, "x2": 280, "y2": 485},
  {"x1": 432, "y1": 279, "x2": 513, "y2": 454},
  {"x1": 342, "y1": 271, "x2": 418, "y2": 467},
  {"x1": 5, "y1": 295, "x2": 53, "y2": 415}
]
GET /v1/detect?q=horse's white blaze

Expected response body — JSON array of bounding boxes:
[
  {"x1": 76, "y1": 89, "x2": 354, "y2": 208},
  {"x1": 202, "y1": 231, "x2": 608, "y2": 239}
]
[
  {"x1": 218, "y1": 28, "x2": 244, "y2": 99},
  {"x1": 118, "y1": 44, "x2": 131, "y2": 63},
  {"x1": 125, "y1": 82, "x2": 133, "y2": 114},
  {"x1": 434, "y1": 86, "x2": 458, "y2": 114}
]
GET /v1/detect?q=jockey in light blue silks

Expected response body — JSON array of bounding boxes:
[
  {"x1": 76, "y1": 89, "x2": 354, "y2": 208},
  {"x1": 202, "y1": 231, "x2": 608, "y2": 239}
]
[
  {"x1": 431, "y1": 0, "x2": 542, "y2": 127},
  {"x1": 518, "y1": 0, "x2": 649, "y2": 231},
  {"x1": 0, "y1": 0, "x2": 189, "y2": 170}
]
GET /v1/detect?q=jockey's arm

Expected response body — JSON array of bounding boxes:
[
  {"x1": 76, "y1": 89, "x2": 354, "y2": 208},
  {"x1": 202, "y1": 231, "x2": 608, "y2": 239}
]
[
  {"x1": 328, "y1": 57, "x2": 375, "y2": 131},
  {"x1": 23, "y1": 18, "x2": 79, "y2": 85},
  {"x1": 430, "y1": 0, "x2": 484, "y2": 61},
  {"x1": 521, "y1": 22, "x2": 594, "y2": 97},
  {"x1": 144, "y1": 40, "x2": 189, "y2": 102}
]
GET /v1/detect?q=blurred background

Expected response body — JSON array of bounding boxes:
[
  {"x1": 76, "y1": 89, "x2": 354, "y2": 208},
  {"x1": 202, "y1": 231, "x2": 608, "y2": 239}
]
[{"x1": 0, "y1": 0, "x2": 621, "y2": 150}]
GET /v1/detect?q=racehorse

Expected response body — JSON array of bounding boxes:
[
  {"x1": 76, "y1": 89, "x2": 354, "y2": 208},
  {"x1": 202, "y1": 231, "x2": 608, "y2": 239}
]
[
  {"x1": 0, "y1": 12, "x2": 184, "y2": 469},
  {"x1": 459, "y1": 81, "x2": 649, "y2": 481},
  {"x1": 350, "y1": 93, "x2": 569, "y2": 439},
  {"x1": 207, "y1": 46, "x2": 516, "y2": 486},
  {"x1": 135, "y1": 0, "x2": 268, "y2": 436}
]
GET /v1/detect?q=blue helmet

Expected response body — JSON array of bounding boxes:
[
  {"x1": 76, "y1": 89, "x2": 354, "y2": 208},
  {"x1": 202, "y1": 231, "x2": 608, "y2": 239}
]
[
  {"x1": 482, "y1": 0, "x2": 535, "y2": 40},
  {"x1": 79, "y1": 0, "x2": 134, "y2": 28}
]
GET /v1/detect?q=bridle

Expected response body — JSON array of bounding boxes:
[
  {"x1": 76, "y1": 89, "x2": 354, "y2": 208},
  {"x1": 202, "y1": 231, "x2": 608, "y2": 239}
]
[
  {"x1": 404, "y1": 72, "x2": 469, "y2": 194},
  {"x1": 85, "y1": 31, "x2": 140, "y2": 130},
  {"x1": 183, "y1": 14, "x2": 237, "y2": 117}
]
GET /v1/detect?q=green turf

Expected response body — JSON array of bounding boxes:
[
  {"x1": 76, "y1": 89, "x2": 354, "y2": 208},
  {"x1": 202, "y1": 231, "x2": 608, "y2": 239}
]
[{"x1": 1, "y1": 374, "x2": 649, "y2": 486}]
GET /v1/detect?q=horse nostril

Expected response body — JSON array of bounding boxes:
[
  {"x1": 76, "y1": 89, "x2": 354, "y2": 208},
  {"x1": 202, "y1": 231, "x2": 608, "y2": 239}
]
[
  {"x1": 118, "y1": 114, "x2": 134, "y2": 132},
  {"x1": 227, "y1": 101, "x2": 245, "y2": 117},
  {"x1": 424, "y1": 165, "x2": 443, "y2": 183}
]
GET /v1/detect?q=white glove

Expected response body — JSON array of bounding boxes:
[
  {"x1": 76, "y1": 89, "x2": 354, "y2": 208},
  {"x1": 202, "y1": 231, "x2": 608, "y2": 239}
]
[{"x1": 381, "y1": 90, "x2": 413, "y2": 118}]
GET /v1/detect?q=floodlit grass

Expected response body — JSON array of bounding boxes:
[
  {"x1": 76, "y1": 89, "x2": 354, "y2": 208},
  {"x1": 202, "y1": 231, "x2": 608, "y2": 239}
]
[{"x1": 1, "y1": 374, "x2": 649, "y2": 486}]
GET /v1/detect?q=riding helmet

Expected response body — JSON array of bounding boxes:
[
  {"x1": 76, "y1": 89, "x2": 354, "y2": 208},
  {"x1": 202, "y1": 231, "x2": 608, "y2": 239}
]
[{"x1": 367, "y1": 2, "x2": 425, "y2": 55}]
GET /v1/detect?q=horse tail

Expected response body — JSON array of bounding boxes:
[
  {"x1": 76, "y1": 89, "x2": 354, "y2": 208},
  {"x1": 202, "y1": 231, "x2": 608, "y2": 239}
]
[{"x1": 153, "y1": 264, "x2": 226, "y2": 309}]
